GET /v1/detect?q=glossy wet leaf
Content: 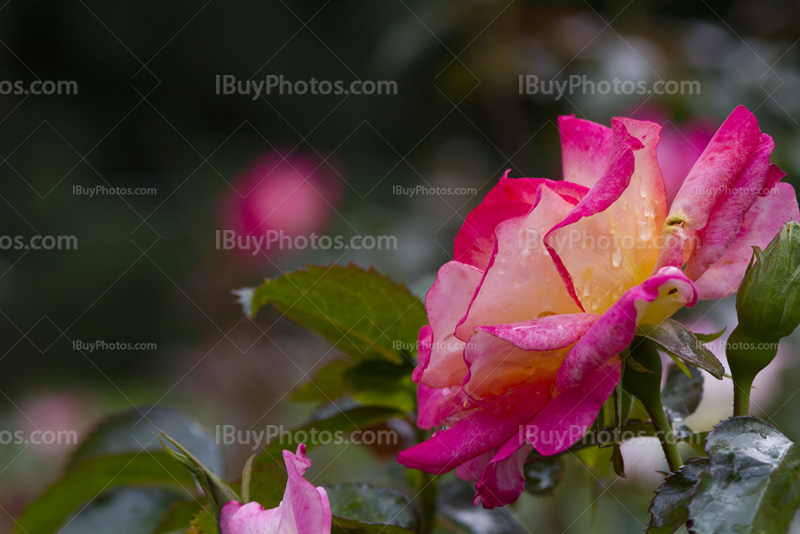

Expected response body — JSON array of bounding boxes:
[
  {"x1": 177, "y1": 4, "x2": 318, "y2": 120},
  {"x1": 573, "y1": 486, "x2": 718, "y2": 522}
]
[
  {"x1": 244, "y1": 264, "x2": 427, "y2": 364},
  {"x1": 326, "y1": 483, "x2": 418, "y2": 534},
  {"x1": 647, "y1": 458, "x2": 709, "y2": 534},
  {"x1": 688, "y1": 417, "x2": 799, "y2": 534},
  {"x1": 661, "y1": 363, "x2": 703, "y2": 423},
  {"x1": 13, "y1": 452, "x2": 195, "y2": 534},
  {"x1": 636, "y1": 319, "x2": 725, "y2": 379}
]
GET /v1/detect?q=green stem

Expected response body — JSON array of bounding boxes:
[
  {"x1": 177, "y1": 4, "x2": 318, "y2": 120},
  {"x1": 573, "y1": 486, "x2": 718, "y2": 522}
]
[
  {"x1": 645, "y1": 401, "x2": 683, "y2": 472},
  {"x1": 733, "y1": 372, "x2": 755, "y2": 417},
  {"x1": 412, "y1": 427, "x2": 436, "y2": 534}
]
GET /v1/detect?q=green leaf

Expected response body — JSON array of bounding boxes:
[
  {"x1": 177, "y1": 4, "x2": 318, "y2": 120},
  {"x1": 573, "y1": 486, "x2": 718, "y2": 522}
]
[
  {"x1": 292, "y1": 359, "x2": 355, "y2": 403},
  {"x1": 688, "y1": 417, "x2": 800, "y2": 534},
  {"x1": 257, "y1": 406, "x2": 403, "y2": 464},
  {"x1": 14, "y1": 452, "x2": 196, "y2": 534},
  {"x1": 326, "y1": 483, "x2": 418, "y2": 534},
  {"x1": 436, "y1": 482, "x2": 524, "y2": 534},
  {"x1": 523, "y1": 456, "x2": 565, "y2": 496},
  {"x1": 661, "y1": 363, "x2": 703, "y2": 423},
  {"x1": 636, "y1": 319, "x2": 725, "y2": 379},
  {"x1": 647, "y1": 458, "x2": 709, "y2": 534},
  {"x1": 70, "y1": 406, "x2": 222, "y2": 475},
  {"x1": 245, "y1": 264, "x2": 427, "y2": 364},
  {"x1": 344, "y1": 360, "x2": 416, "y2": 412},
  {"x1": 56, "y1": 487, "x2": 183, "y2": 534},
  {"x1": 693, "y1": 327, "x2": 726, "y2": 343}
]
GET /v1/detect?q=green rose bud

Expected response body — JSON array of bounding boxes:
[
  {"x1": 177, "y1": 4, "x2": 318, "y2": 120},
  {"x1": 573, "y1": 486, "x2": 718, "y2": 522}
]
[
  {"x1": 728, "y1": 221, "x2": 800, "y2": 416},
  {"x1": 735, "y1": 220, "x2": 800, "y2": 340}
]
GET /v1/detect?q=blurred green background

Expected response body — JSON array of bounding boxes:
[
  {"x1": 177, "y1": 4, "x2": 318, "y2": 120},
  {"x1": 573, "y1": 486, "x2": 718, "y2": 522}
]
[{"x1": 2, "y1": 0, "x2": 800, "y2": 532}]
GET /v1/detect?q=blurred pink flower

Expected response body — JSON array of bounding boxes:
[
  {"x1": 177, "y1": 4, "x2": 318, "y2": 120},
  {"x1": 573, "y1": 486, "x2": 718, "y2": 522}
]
[
  {"x1": 221, "y1": 444, "x2": 331, "y2": 534},
  {"x1": 219, "y1": 150, "x2": 343, "y2": 259}
]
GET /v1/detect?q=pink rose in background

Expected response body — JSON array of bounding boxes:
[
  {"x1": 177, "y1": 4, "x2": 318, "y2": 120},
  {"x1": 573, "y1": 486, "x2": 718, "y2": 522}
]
[
  {"x1": 219, "y1": 150, "x2": 343, "y2": 259},
  {"x1": 398, "y1": 106, "x2": 799, "y2": 509},
  {"x1": 221, "y1": 444, "x2": 331, "y2": 534}
]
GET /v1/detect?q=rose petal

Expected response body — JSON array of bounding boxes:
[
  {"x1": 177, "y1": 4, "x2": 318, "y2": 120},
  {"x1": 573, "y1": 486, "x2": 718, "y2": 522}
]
[
  {"x1": 559, "y1": 115, "x2": 613, "y2": 188},
  {"x1": 220, "y1": 501, "x2": 282, "y2": 534},
  {"x1": 547, "y1": 118, "x2": 666, "y2": 314},
  {"x1": 281, "y1": 445, "x2": 332, "y2": 534},
  {"x1": 397, "y1": 380, "x2": 552, "y2": 474},
  {"x1": 454, "y1": 175, "x2": 587, "y2": 270},
  {"x1": 419, "y1": 262, "x2": 484, "y2": 389},
  {"x1": 455, "y1": 184, "x2": 581, "y2": 341},
  {"x1": 527, "y1": 357, "x2": 621, "y2": 455},
  {"x1": 473, "y1": 438, "x2": 533, "y2": 509},
  {"x1": 685, "y1": 134, "x2": 776, "y2": 280},
  {"x1": 694, "y1": 182, "x2": 800, "y2": 299},
  {"x1": 669, "y1": 105, "x2": 763, "y2": 230},
  {"x1": 557, "y1": 267, "x2": 698, "y2": 389}
]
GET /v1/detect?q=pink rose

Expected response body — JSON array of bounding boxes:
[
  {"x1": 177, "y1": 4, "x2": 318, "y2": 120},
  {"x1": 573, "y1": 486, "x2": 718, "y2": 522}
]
[
  {"x1": 219, "y1": 150, "x2": 342, "y2": 259},
  {"x1": 398, "y1": 106, "x2": 799, "y2": 509},
  {"x1": 221, "y1": 445, "x2": 331, "y2": 534}
]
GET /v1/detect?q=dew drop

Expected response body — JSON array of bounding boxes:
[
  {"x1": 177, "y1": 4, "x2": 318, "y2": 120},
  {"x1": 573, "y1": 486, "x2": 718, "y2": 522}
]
[
  {"x1": 638, "y1": 220, "x2": 653, "y2": 241},
  {"x1": 640, "y1": 182, "x2": 648, "y2": 198},
  {"x1": 583, "y1": 279, "x2": 593, "y2": 297},
  {"x1": 523, "y1": 365, "x2": 534, "y2": 376},
  {"x1": 643, "y1": 203, "x2": 654, "y2": 218},
  {"x1": 536, "y1": 310, "x2": 556, "y2": 318},
  {"x1": 611, "y1": 247, "x2": 623, "y2": 268},
  {"x1": 622, "y1": 199, "x2": 629, "y2": 211}
]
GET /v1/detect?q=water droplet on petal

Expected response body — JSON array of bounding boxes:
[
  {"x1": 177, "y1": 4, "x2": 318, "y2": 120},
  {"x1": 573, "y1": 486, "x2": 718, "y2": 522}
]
[
  {"x1": 640, "y1": 182, "x2": 648, "y2": 198},
  {"x1": 622, "y1": 199, "x2": 629, "y2": 211},
  {"x1": 523, "y1": 365, "x2": 534, "y2": 376},
  {"x1": 612, "y1": 247, "x2": 623, "y2": 268},
  {"x1": 639, "y1": 220, "x2": 653, "y2": 241},
  {"x1": 644, "y1": 203, "x2": 654, "y2": 218},
  {"x1": 583, "y1": 279, "x2": 593, "y2": 297}
]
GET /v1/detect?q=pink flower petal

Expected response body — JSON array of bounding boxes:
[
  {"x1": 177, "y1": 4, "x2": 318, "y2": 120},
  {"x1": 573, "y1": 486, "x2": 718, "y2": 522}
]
[
  {"x1": 281, "y1": 445, "x2": 332, "y2": 534},
  {"x1": 221, "y1": 444, "x2": 331, "y2": 534},
  {"x1": 559, "y1": 115, "x2": 613, "y2": 188},
  {"x1": 397, "y1": 380, "x2": 552, "y2": 475},
  {"x1": 220, "y1": 501, "x2": 282, "y2": 534},
  {"x1": 418, "y1": 261, "x2": 484, "y2": 389},
  {"x1": 694, "y1": 182, "x2": 800, "y2": 299},
  {"x1": 685, "y1": 134, "x2": 776, "y2": 281},
  {"x1": 547, "y1": 118, "x2": 666, "y2": 313},
  {"x1": 454, "y1": 174, "x2": 587, "y2": 270},
  {"x1": 417, "y1": 383, "x2": 459, "y2": 430},
  {"x1": 477, "y1": 313, "x2": 600, "y2": 351},
  {"x1": 669, "y1": 105, "x2": 763, "y2": 230},
  {"x1": 461, "y1": 314, "x2": 599, "y2": 400},
  {"x1": 526, "y1": 357, "x2": 621, "y2": 455},
  {"x1": 455, "y1": 184, "x2": 581, "y2": 341},
  {"x1": 557, "y1": 267, "x2": 698, "y2": 389},
  {"x1": 473, "y1": 438, "x2": 533, "y2": 509}
]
